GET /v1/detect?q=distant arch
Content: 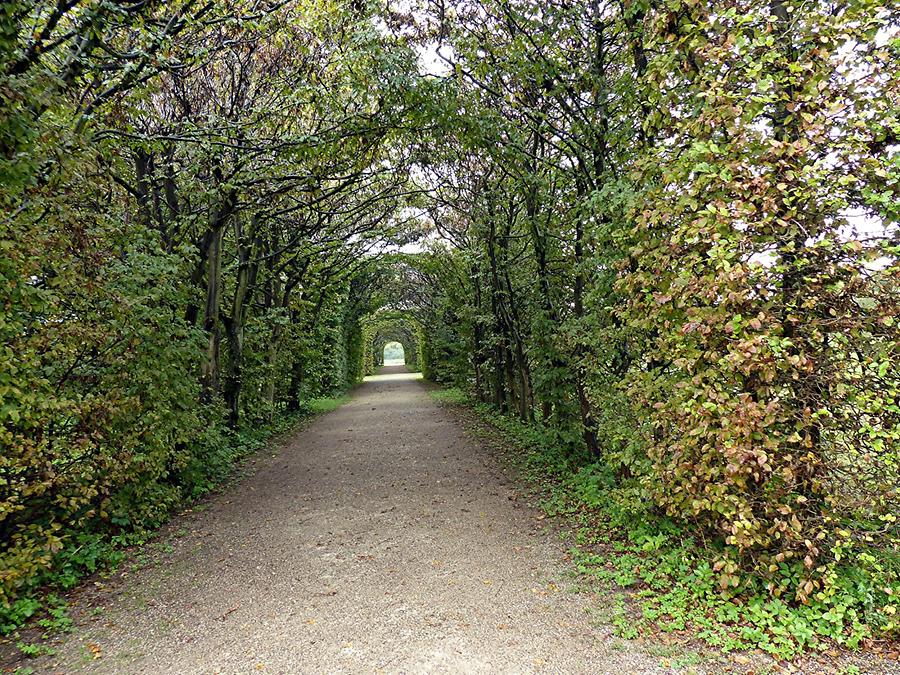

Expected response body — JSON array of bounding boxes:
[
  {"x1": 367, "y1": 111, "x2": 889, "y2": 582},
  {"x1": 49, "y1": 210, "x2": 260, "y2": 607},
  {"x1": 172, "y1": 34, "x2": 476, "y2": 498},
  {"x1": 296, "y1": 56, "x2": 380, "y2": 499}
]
[
  {"x1": 382, "y1": 341, "x2": 405, "y2": 365},
  {"x1": 361, "y1": 310, "x2": 423, "y2": 375}
]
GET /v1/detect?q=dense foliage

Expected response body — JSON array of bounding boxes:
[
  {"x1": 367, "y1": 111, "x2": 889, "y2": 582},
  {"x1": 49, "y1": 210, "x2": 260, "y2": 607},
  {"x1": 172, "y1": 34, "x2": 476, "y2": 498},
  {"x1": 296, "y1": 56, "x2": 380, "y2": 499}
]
[
  {"x1": 408, "y1": 0, "x2": 900, "y2": 651},
  {"x1": 0, "y1": 0, "x2": 421, "y2": 622},
  {"x1": 1, "y1": 0, "x2": 898, "y2": 657}
]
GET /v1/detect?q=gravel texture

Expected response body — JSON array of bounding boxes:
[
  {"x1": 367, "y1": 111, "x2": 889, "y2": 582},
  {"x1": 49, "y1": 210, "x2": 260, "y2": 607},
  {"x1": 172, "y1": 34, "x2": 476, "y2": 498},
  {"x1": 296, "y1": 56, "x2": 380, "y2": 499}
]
[{"x1": 29, "y1": 367, "x2": 677, "y2": 674}]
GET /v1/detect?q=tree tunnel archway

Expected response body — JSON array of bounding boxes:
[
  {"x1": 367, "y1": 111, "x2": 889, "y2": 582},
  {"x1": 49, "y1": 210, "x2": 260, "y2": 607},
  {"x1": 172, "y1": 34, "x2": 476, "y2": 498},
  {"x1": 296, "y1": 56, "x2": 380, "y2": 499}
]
[
  {"x1": 382, "y1": 341, "x2": 405, "y2": 365},
  {"x1": 361, "y1": 310, "x2": 425, "y2": 375}
]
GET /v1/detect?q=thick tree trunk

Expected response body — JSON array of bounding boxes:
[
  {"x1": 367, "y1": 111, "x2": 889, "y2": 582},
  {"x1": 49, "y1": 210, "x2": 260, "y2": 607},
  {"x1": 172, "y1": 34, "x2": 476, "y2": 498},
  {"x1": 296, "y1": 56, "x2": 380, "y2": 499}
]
[
  {"x1": 199, "y1": 191, "x2": 236, "y2": 404},
  {"x1": 222, "y1": 266, "x2": 253, "y2": 426},
  {"x1": 222, "y1": 316, "x2": 242, "y2": 426},
  {"x1": 222, "y1": 219, "x2": 258, "y2": 427},
  {"x1": 200, "y1": 223, "x2": 224, "y2": 403}
]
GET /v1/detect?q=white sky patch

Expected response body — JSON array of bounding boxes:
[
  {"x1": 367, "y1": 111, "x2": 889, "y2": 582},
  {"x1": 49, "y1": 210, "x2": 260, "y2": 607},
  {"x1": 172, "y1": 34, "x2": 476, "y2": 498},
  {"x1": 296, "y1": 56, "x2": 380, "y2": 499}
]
[
  {"x1": 416, "y1": 41, "x2": 453, "y2": 77},
  {"x1": 398, "y1": 239, "x2": 428, "y2": 253},
  {"x1": 840, "y1": 209, "x2": 897, "y2": 241}
]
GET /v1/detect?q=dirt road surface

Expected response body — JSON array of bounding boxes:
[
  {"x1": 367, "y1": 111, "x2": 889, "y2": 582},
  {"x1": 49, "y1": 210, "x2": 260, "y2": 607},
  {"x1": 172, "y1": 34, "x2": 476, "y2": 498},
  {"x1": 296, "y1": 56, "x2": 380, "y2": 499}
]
[{"x1": 29, "y1": 366, "x2": 670, "y2": 674}]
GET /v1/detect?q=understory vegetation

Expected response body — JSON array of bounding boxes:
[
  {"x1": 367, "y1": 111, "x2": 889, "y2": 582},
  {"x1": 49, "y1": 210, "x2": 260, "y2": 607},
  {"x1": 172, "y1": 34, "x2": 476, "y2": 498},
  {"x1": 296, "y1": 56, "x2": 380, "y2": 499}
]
[{"x1": 2, "y1": 0, "x2": 898, "y2": 659}]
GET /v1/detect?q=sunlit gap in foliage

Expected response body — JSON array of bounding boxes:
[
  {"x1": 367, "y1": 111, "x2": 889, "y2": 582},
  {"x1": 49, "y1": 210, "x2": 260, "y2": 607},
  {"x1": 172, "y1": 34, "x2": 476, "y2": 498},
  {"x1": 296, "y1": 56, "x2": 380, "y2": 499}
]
[{"x1": 383, "y1": 341, "x2": 406, "y2": 366}]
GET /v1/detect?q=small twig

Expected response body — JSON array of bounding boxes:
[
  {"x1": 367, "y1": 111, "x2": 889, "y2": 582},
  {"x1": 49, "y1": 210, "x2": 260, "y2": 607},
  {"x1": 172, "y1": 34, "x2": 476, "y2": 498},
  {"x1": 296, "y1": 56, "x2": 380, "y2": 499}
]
[{"x1": 217, "y1": 605, "x2": 239, "y2": 621}]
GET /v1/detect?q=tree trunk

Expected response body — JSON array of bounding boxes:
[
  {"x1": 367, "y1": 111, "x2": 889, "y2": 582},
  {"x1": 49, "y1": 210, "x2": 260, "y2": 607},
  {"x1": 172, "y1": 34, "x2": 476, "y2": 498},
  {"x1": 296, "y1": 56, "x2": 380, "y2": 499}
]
[
  {"x1": 471, "y1": 263, "x2": 488, "y2": 402},
  {"x1": 264, "y1": 322, "x2": 282, "y2": 413},
  {"x1": 200, "y1": 223, "x2": 224, "y2": 403},
  {"x1": 199, "y1": 191, "x2": 235, "y2": 404},
  {"x1": 573, "y1": 205, "x2": 599, "y2": 456},
  {"x1": 222, "y1": 218, "x2": 258, "y2": 427}
]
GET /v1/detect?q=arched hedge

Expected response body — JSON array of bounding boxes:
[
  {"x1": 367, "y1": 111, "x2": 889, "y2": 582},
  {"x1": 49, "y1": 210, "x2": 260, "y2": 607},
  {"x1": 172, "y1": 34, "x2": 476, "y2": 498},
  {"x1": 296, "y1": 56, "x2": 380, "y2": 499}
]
[{"x1": 361, "y1": 311, "x2": 426, "y2": 375}]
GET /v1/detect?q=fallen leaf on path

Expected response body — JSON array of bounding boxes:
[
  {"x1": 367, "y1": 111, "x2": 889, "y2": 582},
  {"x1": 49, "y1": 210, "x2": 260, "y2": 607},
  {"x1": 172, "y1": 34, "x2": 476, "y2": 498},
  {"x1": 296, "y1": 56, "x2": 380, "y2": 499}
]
[{"x1": 86, "y1": 642, "x2": 102, "y2": 659}]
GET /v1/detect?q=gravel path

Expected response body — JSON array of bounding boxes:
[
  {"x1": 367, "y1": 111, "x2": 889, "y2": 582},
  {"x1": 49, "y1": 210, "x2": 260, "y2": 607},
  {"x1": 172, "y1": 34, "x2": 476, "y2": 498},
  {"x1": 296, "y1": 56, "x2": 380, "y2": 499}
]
[{"x1": 31, "y1": 366, "x2": 671, "y2": 674}]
